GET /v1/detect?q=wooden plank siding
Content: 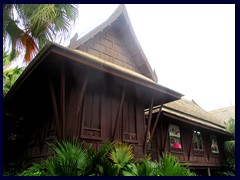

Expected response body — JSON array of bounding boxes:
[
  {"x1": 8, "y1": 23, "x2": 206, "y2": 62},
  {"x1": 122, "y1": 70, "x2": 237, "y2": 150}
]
[
  {"x1": 150, "y1": 114, "x2": 225, "y2": 168},
  {"x1": 21, "y1": 62, "x2": 147, "y2": 160}
]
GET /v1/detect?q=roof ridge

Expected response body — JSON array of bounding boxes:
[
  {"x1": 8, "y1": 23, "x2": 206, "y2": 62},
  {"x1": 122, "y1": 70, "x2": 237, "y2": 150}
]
[
  {"x1": 68, "y1": 4, "x2": 157, "y2": 82},
  {"x1": 191, "y1": 99, "x2": 224, "y2": 124}
]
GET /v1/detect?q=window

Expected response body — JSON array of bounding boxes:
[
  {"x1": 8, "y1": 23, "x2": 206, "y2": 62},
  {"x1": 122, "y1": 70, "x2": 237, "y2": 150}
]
[
  {"x1": 193, "y1": 131, "x2": 203, "y2": 150},
  {"x1": 211, "y1": 135, "x2": 219, "y2": 154},
  {"x1": 169, "y1": 124, "x2": 182, "y2": 149}
]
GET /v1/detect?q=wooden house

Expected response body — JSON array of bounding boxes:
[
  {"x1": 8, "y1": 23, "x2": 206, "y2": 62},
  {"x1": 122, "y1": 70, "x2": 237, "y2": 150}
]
[
  {"x1": 3, "y1": 5, "x2": 232, "y2": 176},
  {"x1": 3, "y1": 5, "x2": 182, "y2": 164},
  {"x1": 145, "y1": 98, "x2": 232, "y2": 175}
]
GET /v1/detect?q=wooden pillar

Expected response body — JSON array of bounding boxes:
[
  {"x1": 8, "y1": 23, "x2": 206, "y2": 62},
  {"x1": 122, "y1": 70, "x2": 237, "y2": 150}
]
[
  {"x1": 149, "y1": 105, "x2": 163, "y2": 143},
  {"x1": 112, "y1": 85, "x2": 126, "y2": 141},
  {"x1": 188, "y1": 127, "x2": 194, "y2": 160},
  {"x1": 60, "y1": 62, "x2": 65, "y2": 138},
  {"x1": 77, "y1": 74, "x2": 89, "y2": 136},
  {"x1": 207, "y1": 133, "x2": 212, "y2": 161},
  {"x1": 144, "y1": 95, "x2": 154, "y2": 154},
  {"x1": 48, "y1": 78, "x2": 60, "y2": 139},
  {"x1": 162, "y1": 120, "x2": 171, "y2": 154},
  {"x1": 207, "y1": 168, "x2": 211, "y2": 176}
]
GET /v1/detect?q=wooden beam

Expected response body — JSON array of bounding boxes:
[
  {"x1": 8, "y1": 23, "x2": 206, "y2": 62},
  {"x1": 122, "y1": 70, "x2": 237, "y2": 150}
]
[
  {"x1": 157, "y1": 115, "x2": 163, "y2": 161},
  {"x1": 60, "y1": 62, "x2": 65, "y2": 138},
  {"x1": 149, "y1": 105, "x2": 163, "y2": 143},
  {"x1": 162, "y1": 121, "x2": 170, "y2": 153},
  {"x1": 207, "y1": 134, "x2": 212, "y2": 161},
  {"x1": 112, "y1": 85, "x2": 126, "y2": 141},
  {"x1": 188, "y1": 127, "x2": 194, "y2": 160},
  {"x1": 158, "y1": 114, "x2": 163, "y2": 156},
  {"x1": 48, "y1": 78, "x2": 60, "y2": 139},
  {"x1": 207, "y1": 168, "x2": 211, "y2": 176},
  {"x1": 77, "y1": 74, "x2": 89, "y2": 136},
  {"x1": 144, "y1": 95, "x2": 154, "y2": 154}
]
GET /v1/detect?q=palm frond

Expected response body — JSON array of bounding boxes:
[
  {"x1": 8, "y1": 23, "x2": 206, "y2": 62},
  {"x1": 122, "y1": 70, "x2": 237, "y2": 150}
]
[
  {"x1": 109, "y1": 141, "x2": 134, "y2": 167},
  {"x1": 46, "y1": 139, "x2": 88, "y2": 176},
  {"x1": 158, "y1": 153, "x2": 195, "y2": 176}
]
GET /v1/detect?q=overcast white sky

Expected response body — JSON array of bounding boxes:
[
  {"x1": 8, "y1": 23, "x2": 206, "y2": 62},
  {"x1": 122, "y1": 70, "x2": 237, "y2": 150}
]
[{"x1": 66, "y1": 4, "x2": 235, "y2": 111}]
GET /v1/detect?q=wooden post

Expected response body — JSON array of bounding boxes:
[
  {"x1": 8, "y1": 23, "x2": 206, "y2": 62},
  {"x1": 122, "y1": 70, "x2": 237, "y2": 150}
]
[
  {"x1": 60, "y1": 62, "x2": 65, "y2": 138},
  {"x1": 207, "y1": 134, "x2": 212, "y2": 161},
  {"x1": 48, "y1": 78, "x2": 60, "y2": 139},
  {"x1": 144, "y1": 96, "x2": 154, "y2": 154},
  {"x1": 158, "y1": 114, "x2": 163, "y2": 157},
  {"x1": 162, "y1": 121, "x2": 170, "y2": 153},
  {"x1": 149, "y1": 105, "x2": 163, "y2": 143},
  {"x1": 188, "y1": 127, "x2": 194, "y2": 160},
  {"x1": 207, "y1": 168, "x2": 211, "y2": 176},
  {"x1": 112, "y1": 85, "x2": 126, "y2": 141},
  {"x1": 77, "y1": 74, "x2": 89, "y2": 136},
  {"x1": 156, "y1": 115, "x2": 163, "y2": 161}
]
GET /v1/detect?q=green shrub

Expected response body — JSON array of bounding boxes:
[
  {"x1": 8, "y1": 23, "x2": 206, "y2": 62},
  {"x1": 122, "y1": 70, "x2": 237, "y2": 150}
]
[{"x1": 17, "y1": 163, "x2": 46, "y2": 176}]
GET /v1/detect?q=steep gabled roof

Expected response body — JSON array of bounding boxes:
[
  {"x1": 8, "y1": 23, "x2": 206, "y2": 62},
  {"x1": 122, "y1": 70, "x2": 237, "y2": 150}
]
[
  {"x1": 69, "y1": 4, "x2": 158, "y2": 82},
  {"x1": 146, "y1": 98, "x2": 230, "y2": 135},
  {"x1": 209, "y1": 106, "x2": 235, "y2": 125}
]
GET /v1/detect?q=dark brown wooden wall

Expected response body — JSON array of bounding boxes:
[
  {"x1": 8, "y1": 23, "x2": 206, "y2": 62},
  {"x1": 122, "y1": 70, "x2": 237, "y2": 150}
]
[
  {"x1": 77, "y1": 26, "x2": 140, "y2": 73},
  {"x1": 21, "y1": 62, "x2": 147, "y2": 161}
]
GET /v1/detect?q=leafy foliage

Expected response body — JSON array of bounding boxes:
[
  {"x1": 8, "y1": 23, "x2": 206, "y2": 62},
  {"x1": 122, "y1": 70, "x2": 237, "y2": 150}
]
[
  {"x1": 158, "y1": 153, "x2": 195, "y2": 176},
  {"x1": 218, "y1": 157, "x2": 235, "y2": 176},
  {"x1": 3, "y1": 4, "x2": 78, "y2": 63},
  {"x1": 226, "y1": 117, "x2": 235, "y2": 136},
  {"x1": 136, "y1": 158, "x2": 159, "y2": 176},
  {"x1": 219, "y1": 117, "x2": 235, "y2": 176},
  {"x1": 14, "y1": 139, "x2": 195, "y2": 176},
  {"x1": 87, "y1": 141, "x2": 114, "y2": 176},
  {"x1": 44, "y1": 139, "x2": 88, "y2": 176},
  {"x1": 17, "y1": 162, "x2": 46, "y2": 176},
  {"x1": 3, "y1": 66, "x2": 24, "y2": 96},
  {"x1": 224, "y1": 117, "x2": 235, "y2": 158},
  {"x1": 224, "y1": 140, "x2": 235, "y2": 157},
  {"x1": 108, "y1": 141, "x2": 134, "y2": 175}
]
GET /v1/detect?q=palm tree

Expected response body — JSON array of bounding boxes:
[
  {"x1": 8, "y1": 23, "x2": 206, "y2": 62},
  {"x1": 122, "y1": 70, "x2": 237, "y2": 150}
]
[{"x1": 3, "y1": 4, "x2": 78, "y2": 63}]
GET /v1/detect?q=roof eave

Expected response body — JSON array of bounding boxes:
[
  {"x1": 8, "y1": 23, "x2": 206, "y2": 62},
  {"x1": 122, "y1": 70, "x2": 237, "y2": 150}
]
[{"x1": 4, "y1": 43, "x2": 183, "y2": 105}]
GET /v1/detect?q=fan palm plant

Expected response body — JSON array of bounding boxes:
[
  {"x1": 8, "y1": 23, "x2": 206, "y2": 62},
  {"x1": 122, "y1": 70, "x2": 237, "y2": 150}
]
[
  {"x1": 3, "y1": 4, "x2": 78, "y2": 63},
  {"x1": 85, "y1": 141, "x2": 114, "y2": 176},
  {"x1": 44, "y1": 139, "x2": 88, "y2": 176},
  {"x1": 157, "y1": 153, "x2": 195, "y2": 176},
  {"x1": 108, "y1": 141, "x2": 134, "y2": 176}
]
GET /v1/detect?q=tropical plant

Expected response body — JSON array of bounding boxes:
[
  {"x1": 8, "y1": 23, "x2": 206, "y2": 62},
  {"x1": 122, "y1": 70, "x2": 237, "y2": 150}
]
[
  {"x1": 219, "y1": 157, "x2": 235, "y2": 176},
  {"x1": 3, "y1": 4, "x2": 78, "y2": 63},
  {"x1": 44, "y1": 139, "x2": 88, "y2": 176},
  {"x1": 17, "y1": 162, "x2": 47, "y2": 176},
  {"x1": 226, "y1": 117, "x2": 235, "y2": 136},
  {"x1": 108, "y1": 141, "x2": 135, "y2": 176},
  {"x1": 121, "y1": 162, "x2": 139, "y2": 176},
  {"x1": 224, "y1": 117, "x2": 235, "y2": 157},
  {"x1": 86, "y1": 141, "x2": 114, "y2": 176},
  {"x1": 14, "y1": 139, "x2": 196, "y2": 176},
  {"x1": 219, "y1": 117, "x2": 235, "y2": 176},
  {"x1": 3, "y1": 66, "x2": 24, "y2": 96},
  {"x1": 135, "y1": 158, "x2": 160, "y2": 176},
  {"x1": 157, "y1": 153, "x2": 195, "y2": 176}
]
